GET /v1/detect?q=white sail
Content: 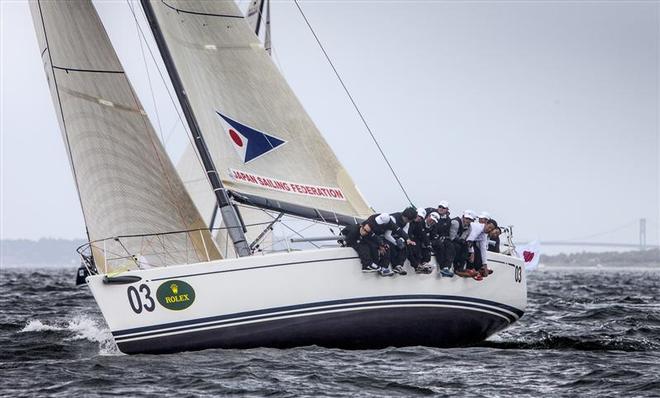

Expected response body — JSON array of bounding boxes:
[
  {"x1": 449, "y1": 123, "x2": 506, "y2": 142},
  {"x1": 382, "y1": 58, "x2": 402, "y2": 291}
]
[
  {"x1": 142, "y1": 0, "x2": 373, "y2": 221},
  {"x1": 30, "y1": 0, "x2": 220, "y2": 269},
  {"x1": 177, "y1": 146, "x2": 275, "y2": 259},
  {"x1": 177, "y1": 145, "x2": 216, "y2": 223}
]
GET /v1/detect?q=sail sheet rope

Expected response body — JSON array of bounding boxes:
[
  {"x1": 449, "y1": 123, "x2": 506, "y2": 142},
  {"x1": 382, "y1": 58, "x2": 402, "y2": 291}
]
[{"x1": 293, "y1": 0, "x2": 414, "y2": 207}]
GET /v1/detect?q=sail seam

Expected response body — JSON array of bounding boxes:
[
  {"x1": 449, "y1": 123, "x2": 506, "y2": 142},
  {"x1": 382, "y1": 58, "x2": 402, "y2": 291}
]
[
  {"x1": 160, "y1": 0, "x2": 243, "y2": 19},
  {"x1": 52, "y1": 65, "x2": 124, "y2": 74}
]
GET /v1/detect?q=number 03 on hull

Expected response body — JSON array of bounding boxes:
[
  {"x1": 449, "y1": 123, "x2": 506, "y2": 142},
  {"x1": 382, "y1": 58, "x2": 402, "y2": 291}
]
[{"x1": 87, "y1": 248, "x2": 526, "y2": 354}]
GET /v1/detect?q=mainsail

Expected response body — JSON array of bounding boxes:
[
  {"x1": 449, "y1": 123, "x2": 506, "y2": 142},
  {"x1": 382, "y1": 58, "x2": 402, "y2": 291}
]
[
  {"x1": 141, "y1": 0, "x2": 373, "y2": 225},
  {"x1": 30, "y1": 0, "x2": 220, "y2": 270}
]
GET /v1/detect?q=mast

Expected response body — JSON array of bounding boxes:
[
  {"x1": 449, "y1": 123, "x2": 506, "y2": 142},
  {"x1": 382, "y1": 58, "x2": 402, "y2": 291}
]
[
  {"x1": 254, "y1": 0, "x2": 265, "y2": 36},
  {"x1": 140, "y1": 0, "x2": 251, "y2": 257},
  {"x1": 264, "y1": 0, "x2": 271, "y2": 55}
]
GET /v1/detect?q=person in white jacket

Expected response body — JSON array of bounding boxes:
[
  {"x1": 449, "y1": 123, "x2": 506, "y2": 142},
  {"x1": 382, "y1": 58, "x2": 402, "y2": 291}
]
[{"x1": 465, "y1": 219, "x2": 499, "y2": 280}]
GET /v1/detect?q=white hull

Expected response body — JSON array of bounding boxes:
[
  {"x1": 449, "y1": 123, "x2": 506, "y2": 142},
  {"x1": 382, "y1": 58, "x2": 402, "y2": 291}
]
[{"x1": 87, "y1": 248, "x2": 527, "y2": 354}]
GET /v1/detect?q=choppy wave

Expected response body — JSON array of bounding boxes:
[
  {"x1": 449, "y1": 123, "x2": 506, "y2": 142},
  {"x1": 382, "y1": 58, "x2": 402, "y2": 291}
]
[
  {"x1": 1, "y1": 266, "x2": 659, "y2": 397},
  {"x1": 482, "y1": 333, "x2": 659, "y2": 351},
  {"x1": 19, "y1": 316, "x2": 120, "y2": 356},
  {"x1": 20, "y1": 319, "x2": 64, "y2": 333}
]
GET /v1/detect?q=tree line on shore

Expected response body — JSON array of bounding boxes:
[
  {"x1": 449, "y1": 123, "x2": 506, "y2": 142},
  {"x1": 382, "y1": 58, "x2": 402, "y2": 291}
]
[{"x1": 541, "y1": 248, "x2": 660, "y2": 267}]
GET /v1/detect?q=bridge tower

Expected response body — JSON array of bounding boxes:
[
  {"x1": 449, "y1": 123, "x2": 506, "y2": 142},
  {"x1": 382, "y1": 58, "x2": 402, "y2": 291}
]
[{"x1": 639, "y1": 218, "x2": 647, "y2": 250}]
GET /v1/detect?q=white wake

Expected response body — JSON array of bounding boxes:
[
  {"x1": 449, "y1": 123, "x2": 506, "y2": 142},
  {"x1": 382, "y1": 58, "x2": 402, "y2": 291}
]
[{"x1": 20, "y1": 316, "x2": 121, "y2": 356}]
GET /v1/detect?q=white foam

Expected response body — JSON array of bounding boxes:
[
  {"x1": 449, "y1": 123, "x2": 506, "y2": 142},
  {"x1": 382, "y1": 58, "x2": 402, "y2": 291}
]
[
  {"x1": 20, "y1": 319, "x2": 65, "y2": 333},
  {"x1": 20, "y1": 316, "x2": 122, "y2": 356},
  {"x1": 64, "y1": 316, "x2": 121, "y2": 356}
]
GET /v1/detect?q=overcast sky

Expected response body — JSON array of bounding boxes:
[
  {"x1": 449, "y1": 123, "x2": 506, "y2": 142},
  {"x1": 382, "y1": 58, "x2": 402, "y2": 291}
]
[{"x1": 1, "y1": 0, "x2": 658, "y2": 252}]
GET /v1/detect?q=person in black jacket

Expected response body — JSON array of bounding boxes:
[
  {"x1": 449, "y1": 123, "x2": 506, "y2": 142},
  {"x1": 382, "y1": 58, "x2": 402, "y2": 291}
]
[
  {"x1": 430, "y1": 202, "x2": 455, "y2": 277},
  {"x1": 340, "y1": 221, "x2": 387, "y2": 273},
  {"x1": 407, "y1": 210, "x2": 439, "y2": 274},
  {"x1": 362, "y1": 211, "x2": 416, "y2": 276},
  {"x1": 487, "y1": 226, "x2": 501, "y2": 253},
  {"x1": 384, "y1": 207, "x2": 418, "y2": 275},
  {"x1": 450, "y1": 211, "x2": 476, "y2": 277}
]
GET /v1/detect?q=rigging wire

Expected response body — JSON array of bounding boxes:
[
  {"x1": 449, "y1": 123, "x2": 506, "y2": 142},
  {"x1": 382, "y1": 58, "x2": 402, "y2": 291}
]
[
  {"x1": 293, "y1": 0, "x2": 414, "y2": 206},
  {"x1": 125, "y1": 1, "x2": 209, "y2": 179},
  {"x1": 128, "y1": 0, "x2": 165, "y2": 144},
  {"x1": 253, "y1": 1, "x2": 288, "y2": 74}
]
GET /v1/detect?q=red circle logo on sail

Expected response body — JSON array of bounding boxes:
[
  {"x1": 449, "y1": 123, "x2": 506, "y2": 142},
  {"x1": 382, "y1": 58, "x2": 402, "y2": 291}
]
[{"x1": 229, "y1": 129, "x2": 243, "y2": 147}]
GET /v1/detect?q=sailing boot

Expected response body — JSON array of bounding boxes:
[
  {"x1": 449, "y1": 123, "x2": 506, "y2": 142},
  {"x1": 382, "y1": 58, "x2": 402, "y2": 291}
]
[
  {"x1": 362, "y1": 263, "x2": 380, "y2": 273},
  {"x1": 393, "y1": 265, "x2": 407, "y2": 275}
]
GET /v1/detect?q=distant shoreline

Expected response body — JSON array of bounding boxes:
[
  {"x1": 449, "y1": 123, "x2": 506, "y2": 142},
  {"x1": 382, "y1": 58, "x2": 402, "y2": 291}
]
[
  {"x1": 541, "y1": 248, "x2": 659, "y2": 268},
  {"x1": 1, "y1": 238, "x2": 85, "y2": 268}
]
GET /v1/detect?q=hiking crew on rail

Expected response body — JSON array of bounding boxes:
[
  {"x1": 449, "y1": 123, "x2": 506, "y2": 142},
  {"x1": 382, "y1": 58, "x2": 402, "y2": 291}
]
[{"x1": 340, "y1": 201, "x2": 501, "y2": 281}]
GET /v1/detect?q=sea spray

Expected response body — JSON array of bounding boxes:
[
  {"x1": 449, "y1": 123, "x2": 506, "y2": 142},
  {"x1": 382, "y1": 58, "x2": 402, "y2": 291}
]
[{"x1": 20, "y1": 316, "x2": 120, "y2": 355}]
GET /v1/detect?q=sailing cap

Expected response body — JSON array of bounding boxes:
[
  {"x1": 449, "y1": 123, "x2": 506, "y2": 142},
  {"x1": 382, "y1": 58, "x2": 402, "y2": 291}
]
[
  {"x1": 430, "y1": 212, "x2": 440, "y2": 222},
  {"x1": 463, "y1": 210, "x2": 476, "y2": 220},
  {"x1": 438, "y1": 200, "x2": 450, "y2": 209},
  {"x1": 478, "y1": 211, "x2": 491, "y2": 220},
  {"x1": 417, "y1": 208, "x2": 427, "y2": 219},
  {"x1": 375, "y1": 213, "x2": 391, "y2": 225}
]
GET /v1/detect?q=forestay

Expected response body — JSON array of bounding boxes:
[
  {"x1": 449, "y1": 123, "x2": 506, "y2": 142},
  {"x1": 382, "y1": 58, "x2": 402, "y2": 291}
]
[
  {"x1": 30, "y1": 0, "x2": 220, "y2": 270},
  {"x1": 142, "y1": 0, "x2": 373, "y2": 222}
]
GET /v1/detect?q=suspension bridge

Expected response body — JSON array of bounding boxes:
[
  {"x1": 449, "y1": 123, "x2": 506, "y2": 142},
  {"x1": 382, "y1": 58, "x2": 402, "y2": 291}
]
[{"x1": 526, "y1": 218, "x2": 659, "y2": 250}]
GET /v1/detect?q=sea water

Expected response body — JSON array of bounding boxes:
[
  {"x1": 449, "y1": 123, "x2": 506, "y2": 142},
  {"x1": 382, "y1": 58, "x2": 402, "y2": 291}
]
[{"x1": 1, "y1": 266, "x2": 659, "y2": 397}]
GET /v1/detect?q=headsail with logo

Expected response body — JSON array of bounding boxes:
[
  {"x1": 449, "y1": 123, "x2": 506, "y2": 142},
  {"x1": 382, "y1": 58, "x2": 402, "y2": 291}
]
[
  {"x1": 29, "y1": 0, "x2": 220, "y2": 270},
  {"x1": 141, "y1": 0, "x2": 373, "y2": 228}
]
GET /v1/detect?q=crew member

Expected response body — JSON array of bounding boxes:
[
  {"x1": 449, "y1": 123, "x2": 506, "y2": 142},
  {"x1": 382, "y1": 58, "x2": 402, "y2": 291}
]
[
  {"x1": 466, "y1": 219, "x2": 499, "y2": 280},
  {"x1": 340, "y1": 221, "x2": 386, "y2": 273},
  {"x1": 407, "y1": 210, "x2": 438, "y2": 273},
  {"x1": 488, "y1": 227, "x2": 501, "y2": 253},
  {"x1": 362, "y1": 212, "x2": 414, "y2": 276},
  {"x1": 385, "y1": 207, "x2": 418, "y2": 275},
  {"x1": 478, "y1": 211, "x2": 491, "y2": 224},
  {"x1": 430, "y1": 201, "x2": 454, "y2": 277},
  {"x1": 450, "y1": 210, "x2": 475, "y2": 278}
]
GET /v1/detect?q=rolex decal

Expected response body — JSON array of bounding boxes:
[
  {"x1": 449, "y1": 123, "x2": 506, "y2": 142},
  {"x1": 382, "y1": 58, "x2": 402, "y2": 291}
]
[{"x1": 156, "y1": 280, "x2": 196, "y2": 311}]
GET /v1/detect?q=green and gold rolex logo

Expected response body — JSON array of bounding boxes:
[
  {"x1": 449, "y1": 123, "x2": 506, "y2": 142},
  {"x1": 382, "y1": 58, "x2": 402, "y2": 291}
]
[{"x1": 157, "y1": 280, "x2": 195, "y2": 310}]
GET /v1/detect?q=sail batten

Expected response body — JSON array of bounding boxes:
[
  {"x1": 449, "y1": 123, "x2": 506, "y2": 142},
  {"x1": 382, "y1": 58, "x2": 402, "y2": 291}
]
[{"x1": 30, "y1": 0, "x2": 221, "y2": 269}]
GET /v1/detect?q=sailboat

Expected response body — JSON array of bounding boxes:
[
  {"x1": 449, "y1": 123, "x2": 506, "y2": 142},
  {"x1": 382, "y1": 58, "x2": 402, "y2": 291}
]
[{"x1": 31, "y1": 0, "x2": 527, "y2": 355}]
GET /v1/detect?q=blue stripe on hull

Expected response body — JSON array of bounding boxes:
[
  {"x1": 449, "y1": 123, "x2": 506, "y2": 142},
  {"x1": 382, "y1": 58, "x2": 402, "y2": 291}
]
[
  {"x1": 115, "y1": 303, "x2": 521, "y2": 354},
  {"x1": 114, "y1": 295, "x2": 523, "y2": 340},
  {"x1": 117, "y1": 306, "x2": 512, "y2": 354}
]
